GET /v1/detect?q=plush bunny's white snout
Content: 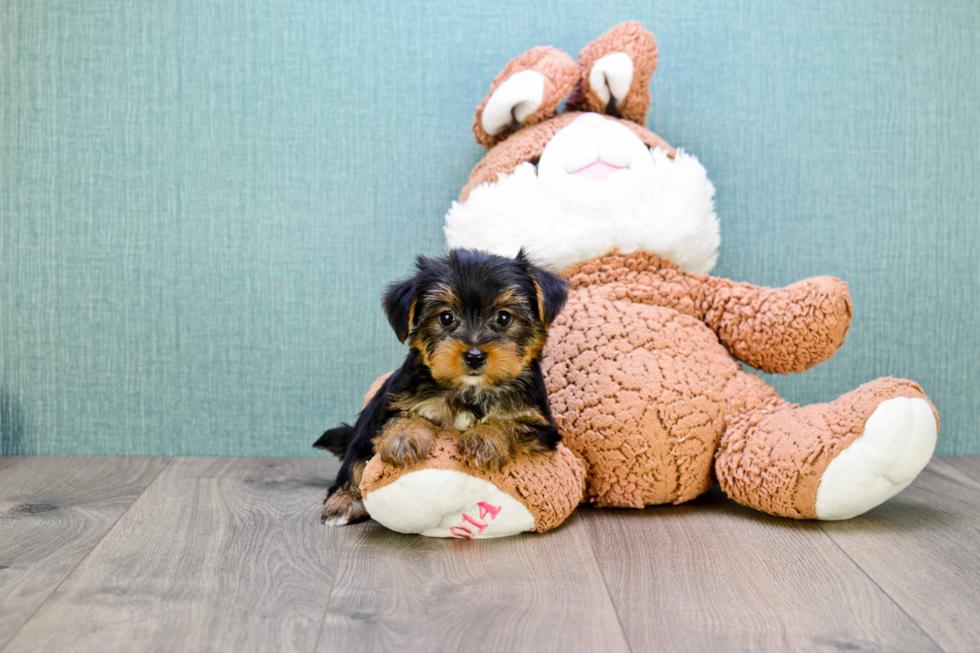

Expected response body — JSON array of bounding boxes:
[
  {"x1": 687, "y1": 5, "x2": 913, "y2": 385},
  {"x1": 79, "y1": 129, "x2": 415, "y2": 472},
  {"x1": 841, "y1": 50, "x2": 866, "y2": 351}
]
[{"x1": 537, "y1": 113, "x2": 654, "y2": 189}]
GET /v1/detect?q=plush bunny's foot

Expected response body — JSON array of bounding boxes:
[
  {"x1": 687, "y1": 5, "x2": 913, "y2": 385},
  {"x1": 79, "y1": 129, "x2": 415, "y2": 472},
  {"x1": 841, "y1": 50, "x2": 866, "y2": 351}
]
[
  {"x1": 716, "y1": 376, "x2": 938, "y2": 520},
  {"x1": 363, "y1": 469, "x2": 535, "y2": 538},
  {"x1": 358, "y1": 433, "x2": 586, "y2": 538},
  {"x1": 815, "y1": 396, "x2": 937, "y2": 520}
]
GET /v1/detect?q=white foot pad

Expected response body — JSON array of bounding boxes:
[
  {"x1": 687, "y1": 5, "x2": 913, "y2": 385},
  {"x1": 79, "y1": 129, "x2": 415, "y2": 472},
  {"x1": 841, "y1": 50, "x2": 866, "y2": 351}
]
[
  {"x1": 323, "y1": 516, "x2": 353, "y2": 527},
  {"x1": 815, "y1": 397, "x2": 937, "y2": 520},
  {"x1": 362, "y1": 469, "x2": 535, "y2": 538}
]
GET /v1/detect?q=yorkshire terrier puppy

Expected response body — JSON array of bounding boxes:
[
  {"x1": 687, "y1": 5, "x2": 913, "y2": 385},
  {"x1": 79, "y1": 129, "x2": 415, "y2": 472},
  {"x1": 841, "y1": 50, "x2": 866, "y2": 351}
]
[{"x1": 315, "y1": 248, "x2": 568, "y2": 525}]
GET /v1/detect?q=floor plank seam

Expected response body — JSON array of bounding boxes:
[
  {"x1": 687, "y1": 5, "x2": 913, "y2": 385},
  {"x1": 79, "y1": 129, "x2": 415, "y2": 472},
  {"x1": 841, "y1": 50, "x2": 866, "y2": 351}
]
[
  {"x1": 815, "y1": 522, "x2": 948, "y2": 653},
  {"x1": 311, "y1": 523, "x2": 349, "y2": 651},
  {"x1": 0, "y1": 456, "x2": 175, "y2": 653},
  {"x1": 583, "y1": 515, "x2": 635, "y2": 653}
]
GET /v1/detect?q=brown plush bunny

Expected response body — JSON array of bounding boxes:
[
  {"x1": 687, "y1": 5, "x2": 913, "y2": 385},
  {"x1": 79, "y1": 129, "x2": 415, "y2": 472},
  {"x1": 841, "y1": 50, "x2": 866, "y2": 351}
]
[{"x1": 355, "y1": 22, "x2": 938, "y2": 538}]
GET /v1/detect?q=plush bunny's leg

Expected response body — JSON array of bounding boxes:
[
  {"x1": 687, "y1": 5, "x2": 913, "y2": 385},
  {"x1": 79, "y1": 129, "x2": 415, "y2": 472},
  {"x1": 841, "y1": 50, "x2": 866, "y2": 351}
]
[
  {"x1": 715, "y1": 374, "x2": 938, "y2": 520},
  {"x1": 360, "y1": 432, "x2": 586, "y2": 538}
]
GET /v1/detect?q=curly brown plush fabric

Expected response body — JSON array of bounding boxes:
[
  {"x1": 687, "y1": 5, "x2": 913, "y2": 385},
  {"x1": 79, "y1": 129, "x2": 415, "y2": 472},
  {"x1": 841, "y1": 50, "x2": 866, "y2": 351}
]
[
  {"x1": 542, "y1": 251, "x2": 936, "y2": 512},
  {"x1": 360, "y1": 433, "x2": 586, "y2": 533},
  {"x1": 565, "y1": 21, "x2": 659, "y2": 124},
  {"x1": 561, "y1": 253, "x2": 854, "y2": 374},
  {"x1": 545, "y1": 253, "x2": 741, "y2": 507}
]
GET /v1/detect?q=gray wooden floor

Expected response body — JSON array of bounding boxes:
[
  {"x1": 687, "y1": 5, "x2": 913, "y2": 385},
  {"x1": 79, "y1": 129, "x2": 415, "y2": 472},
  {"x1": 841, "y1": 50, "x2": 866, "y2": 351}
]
[{"x1": 1, "y1": 456, "x2": 978, "y2": 653}]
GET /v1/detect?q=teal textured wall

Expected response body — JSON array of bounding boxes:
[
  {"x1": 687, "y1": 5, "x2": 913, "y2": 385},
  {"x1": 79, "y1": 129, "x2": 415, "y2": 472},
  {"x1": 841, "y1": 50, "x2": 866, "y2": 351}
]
[{"x1": 1, "y1": 1, "x2": 977, "y2": 456}]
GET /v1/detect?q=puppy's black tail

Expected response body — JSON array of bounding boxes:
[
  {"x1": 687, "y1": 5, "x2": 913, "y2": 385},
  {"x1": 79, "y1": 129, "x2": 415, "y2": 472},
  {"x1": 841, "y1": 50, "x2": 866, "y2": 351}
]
[{"x1": 313, "y1": 424, "x2": 354, "y2": 457}]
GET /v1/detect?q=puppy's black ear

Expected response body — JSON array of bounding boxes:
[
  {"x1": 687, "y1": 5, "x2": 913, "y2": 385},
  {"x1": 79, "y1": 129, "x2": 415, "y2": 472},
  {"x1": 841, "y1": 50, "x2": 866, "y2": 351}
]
[
  {"x1": 382, "y1": 256, "x2": 437, "y2": 343},
  {"x1": 382, "y1": 276, "x2": 418, "y2": 344},
  {"x1": 517, "y1": 248, "x2": 568, "y2": 327}
]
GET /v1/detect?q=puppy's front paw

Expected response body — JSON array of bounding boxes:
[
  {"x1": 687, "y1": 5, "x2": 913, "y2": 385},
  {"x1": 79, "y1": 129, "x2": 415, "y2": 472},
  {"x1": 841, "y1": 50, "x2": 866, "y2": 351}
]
[
  {"x1": 321, "y1": 487, "x2": 369, "y2": 526},
  {"x1": 374, "y1": 416, "x2": 436, "y2": 467},
  {"x1": 459, "y1": 426, "x2": 512, "y2": 472}
]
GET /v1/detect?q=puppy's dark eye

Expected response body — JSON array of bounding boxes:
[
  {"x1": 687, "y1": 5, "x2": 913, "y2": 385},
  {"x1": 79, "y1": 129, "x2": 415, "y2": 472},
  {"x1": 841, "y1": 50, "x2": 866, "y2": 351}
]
[
  {"x1": 495, "y1": 311, "x2": 512, "y2": 328},
  {"x1": 439, "y1": 310, "x2": 455, "y2": 327}
]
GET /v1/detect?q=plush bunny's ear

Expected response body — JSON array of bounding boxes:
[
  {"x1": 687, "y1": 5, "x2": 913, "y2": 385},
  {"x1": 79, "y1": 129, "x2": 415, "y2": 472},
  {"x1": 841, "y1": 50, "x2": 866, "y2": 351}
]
[
  {"x1": 473, "y1": 47, "x2": 580, "y2": 149},
  {"x1": 565, "y1": 22, "x2": 658, "y2": 125}
]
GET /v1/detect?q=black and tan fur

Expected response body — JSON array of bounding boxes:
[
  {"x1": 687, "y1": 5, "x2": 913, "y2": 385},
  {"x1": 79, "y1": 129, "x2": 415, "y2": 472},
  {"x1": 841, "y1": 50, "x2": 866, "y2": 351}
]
[{"x1": 315, "y1": 248, "x2": 568, "y2": 525}]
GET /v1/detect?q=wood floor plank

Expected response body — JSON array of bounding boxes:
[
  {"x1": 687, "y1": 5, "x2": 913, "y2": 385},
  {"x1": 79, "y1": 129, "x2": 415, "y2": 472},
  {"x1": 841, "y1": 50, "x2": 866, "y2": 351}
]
[
  {"x1": 317, "y1": 512, "x2": 630, "y2": 653},
  {"x1": 0, "y1": 456, "x2": 170, "y2": 650},
  {"x1": 3, "y1": 456, "x2": 343, "y2": 653},
  {"x1": 943, "y1": 455, "x2": 980, "y2": 485},
  {"x1": 819, "y1": 457, "x2": 980, "y2": 653},
  {"x1": 583, "y1": 487, "x2": 940, "y2": 653}
]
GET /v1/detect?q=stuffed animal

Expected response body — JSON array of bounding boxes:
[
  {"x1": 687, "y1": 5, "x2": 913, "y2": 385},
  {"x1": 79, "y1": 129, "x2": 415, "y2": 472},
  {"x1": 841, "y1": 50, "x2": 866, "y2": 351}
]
[{"x1": 356, "y1": 22, "x2": 938, "y2": 538}]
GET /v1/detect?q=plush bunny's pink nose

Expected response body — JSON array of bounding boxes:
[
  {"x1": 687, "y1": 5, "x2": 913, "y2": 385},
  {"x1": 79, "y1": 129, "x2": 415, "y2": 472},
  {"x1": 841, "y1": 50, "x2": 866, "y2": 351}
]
[
  {"x1": 572, "y1": 112, "x2": 607, "y2": 129},
  {"x1": 560, "y1": 111, "x2": 625, "y2": 181}
]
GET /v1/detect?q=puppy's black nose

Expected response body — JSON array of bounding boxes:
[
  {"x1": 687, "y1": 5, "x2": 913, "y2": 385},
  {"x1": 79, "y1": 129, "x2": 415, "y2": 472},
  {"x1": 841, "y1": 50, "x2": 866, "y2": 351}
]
[{"x1": 463, "y1": 348, "x2": 487, "y2": 369}]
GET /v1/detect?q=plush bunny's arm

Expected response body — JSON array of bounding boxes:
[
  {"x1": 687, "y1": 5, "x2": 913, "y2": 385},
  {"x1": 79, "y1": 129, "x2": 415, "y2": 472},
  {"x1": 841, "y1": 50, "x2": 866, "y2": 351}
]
[
  {"x1": 563, "y1": 253, "x2": 852, "y2": 375},
  {"x1": 694, "y1": 275, "x2": 853, "y2": 374}
]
